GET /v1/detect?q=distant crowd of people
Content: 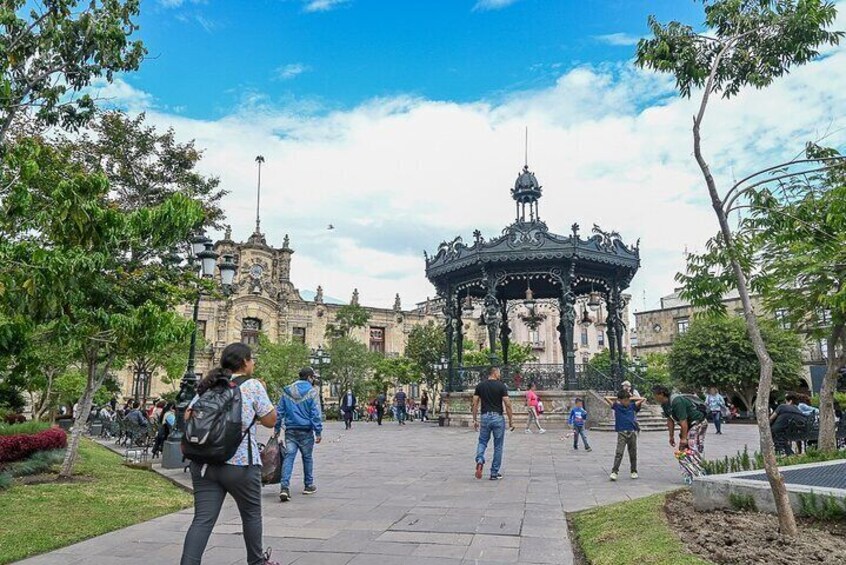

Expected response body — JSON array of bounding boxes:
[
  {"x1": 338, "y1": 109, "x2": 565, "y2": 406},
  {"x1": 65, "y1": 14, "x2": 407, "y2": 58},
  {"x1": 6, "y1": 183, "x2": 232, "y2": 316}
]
[{"x1": 337, "y1": 388, "x2": 431, "y2": 428}]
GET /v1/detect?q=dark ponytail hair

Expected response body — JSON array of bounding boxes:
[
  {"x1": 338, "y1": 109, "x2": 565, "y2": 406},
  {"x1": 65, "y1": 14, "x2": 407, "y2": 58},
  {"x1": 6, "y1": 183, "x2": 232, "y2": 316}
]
[{"x1": 196, "y1": 342, "x2": 253, "y2": 395}]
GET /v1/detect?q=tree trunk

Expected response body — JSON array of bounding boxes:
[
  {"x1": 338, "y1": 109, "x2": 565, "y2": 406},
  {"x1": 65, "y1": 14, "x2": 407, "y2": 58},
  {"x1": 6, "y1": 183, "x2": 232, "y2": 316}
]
[
  {"x1": 817, "y1": 324, "x2": 844, "y2": 452},
  {"x1": 58, "y1": 353, "x2": 113, "y2": 478},
  {"x1": 691, "y1": 48, "x2": 798, "y2": 535}
]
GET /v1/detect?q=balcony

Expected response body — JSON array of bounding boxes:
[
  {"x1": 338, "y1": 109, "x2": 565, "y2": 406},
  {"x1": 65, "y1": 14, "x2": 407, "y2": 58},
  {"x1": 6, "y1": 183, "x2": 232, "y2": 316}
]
[{"x1": 528, "y1": 340, "x2": 545, "y2": 351}]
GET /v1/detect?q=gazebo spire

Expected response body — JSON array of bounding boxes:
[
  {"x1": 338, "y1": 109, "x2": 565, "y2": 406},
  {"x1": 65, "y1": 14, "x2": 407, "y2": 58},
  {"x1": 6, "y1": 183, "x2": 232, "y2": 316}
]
[{"x1": 511, "y1": 163, "x2": 542, "y2": 222}]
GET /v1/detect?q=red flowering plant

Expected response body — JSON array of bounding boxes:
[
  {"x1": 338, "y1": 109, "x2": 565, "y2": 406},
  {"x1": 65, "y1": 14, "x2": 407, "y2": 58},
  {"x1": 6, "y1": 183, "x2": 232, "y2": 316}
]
[{"x1": 0, "y1": 427, "x2": 68, "y2": 464}]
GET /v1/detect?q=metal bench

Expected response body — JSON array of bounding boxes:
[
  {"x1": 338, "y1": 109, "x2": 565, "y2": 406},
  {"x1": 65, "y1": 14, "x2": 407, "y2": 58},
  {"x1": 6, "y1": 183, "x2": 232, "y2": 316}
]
[{"x1": 772, "y1": 418, "x2": 846, "y2": 455}]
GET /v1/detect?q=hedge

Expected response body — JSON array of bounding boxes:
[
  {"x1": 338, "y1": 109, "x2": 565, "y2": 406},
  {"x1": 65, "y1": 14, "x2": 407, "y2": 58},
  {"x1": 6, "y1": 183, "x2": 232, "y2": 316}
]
[
  {"x1": 0, "y1": 428, "x2": 67, "y2": 464},
  {"x1": 0, "y1": 421, "x2": 51, "y2": 437}
]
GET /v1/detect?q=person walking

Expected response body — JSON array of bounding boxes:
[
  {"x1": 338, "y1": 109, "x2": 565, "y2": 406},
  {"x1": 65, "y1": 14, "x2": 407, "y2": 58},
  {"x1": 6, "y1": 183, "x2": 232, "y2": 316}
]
[
  {"x1": 604, "y1": 389, "x2": 644, "y2": 480},
  {"x1": 394, "y1": 387, "x2": 408, "y2": 425},
  {"x1": 705, "y1": 387, "x2": 726, "y2": 435},
  {"x1": 472, "y1": 367, "x2": 515, "y2": 481},
  {"x1": 340, "y1": 389, "x2": 356, "y2": 430},
  {"x1": 420, "y1": 391, "x2": 430, "y2": 421},
  {"x1": 375, "y1": 392, "x2": 386, "y2": 425},
  {"x1": 275, "y1": 367, "x2": 323, "y2": 502},
  {"x1": 524, "y1": 382, "x2": 545, "y2": 434},
  {"x1": 180, "y1": 343, "x2": 279, "y2": 565},
  {"x1": 652, "y1": 385, "x2": 708, "y2": 456},
  {"x1": 568, "y1": 398, "x2": 591, "y2": 451}
]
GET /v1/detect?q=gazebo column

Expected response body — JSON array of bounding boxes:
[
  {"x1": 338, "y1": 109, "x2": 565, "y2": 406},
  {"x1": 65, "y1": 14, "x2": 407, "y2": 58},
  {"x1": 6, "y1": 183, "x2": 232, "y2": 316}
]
[
  {"x1": 455, "y1": 293, "x2": 464, "y2": 368},
  {"x1": 500, "y1": 300, "x2": 511, "y2": 366},
  {"x1": 558, "y1": 288, "x2": 576, "y2": 386},
  {"x1": 606, "y1": 289, "x2": 619, "y2": 382},
  {"x1": 443, "y1": 288, "x2": 456, "y2": 392},
  {"x1": 612, "y1": 285, "x2": 626, "y2": 378},
  {"x1": 484, "y1": 278, "x2": 500, "y2": 364}
]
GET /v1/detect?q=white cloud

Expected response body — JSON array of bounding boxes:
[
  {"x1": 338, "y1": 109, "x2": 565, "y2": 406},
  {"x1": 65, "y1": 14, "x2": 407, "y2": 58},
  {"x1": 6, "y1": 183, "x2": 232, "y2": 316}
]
[
  {"x1": 158, "y1": 0, "x2": 206, "y2": 8},
  {"x1": 594, "y1": 33, "x2": 642, "y2": 46},
  {"x1": 303, "y1": 0, "x2": 349, "y2": 13},
  {"x1": 473, "y1": 0, "x2": 520, "y2": 11},
  {"x1": 275, "y1": 63, "x2": 310, "y2": 80},
  {"x1": 118, "y1": 43, "x2": 846, "y2": 313}
]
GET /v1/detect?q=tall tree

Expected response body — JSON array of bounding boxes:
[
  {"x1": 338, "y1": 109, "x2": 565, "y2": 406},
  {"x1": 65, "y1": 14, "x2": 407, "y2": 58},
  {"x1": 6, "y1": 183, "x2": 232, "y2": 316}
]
[
  {"x1": 254, "y1": 334, "x2": 310, "y2": 398},
  {"x1": 0, "y1": 135, "x2": 204, "y2": 477},
  {"x1": 748, "y1": 145, "x2": 846, "y2": 450},
  {"x1": 323, "y1": 336, "x2": 376, "y2": 398},
  {"x1": 63, "y1": 111, "x2": 227, "y2": 229},
  {"x1": 669, "y1": 316, "x2": 803, "y2": 412},
  {"x1": 636, "y1": 0, "x2": 842, "y2": 536},
  {"x1": 371, "y1": 356, "x2": 417, "y2": 396},
  {"x1": 405, "y1": 321, "x2": 447, "y2": 392},
  {"x1": 0, "y1": 0, "x2": 146, "y2": 144},
  {"x1": 325, "y1": 304, "x2": 370, "y2": 339}
]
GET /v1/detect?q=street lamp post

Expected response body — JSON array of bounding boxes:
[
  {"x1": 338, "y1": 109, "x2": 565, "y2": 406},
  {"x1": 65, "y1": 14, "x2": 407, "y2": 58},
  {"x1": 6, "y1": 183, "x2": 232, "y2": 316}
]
[
  {"x1": 310, "y1": 346, "x2": 331, "y2": 415},
  {"x1": 161, "y1": 238, "x2": 237, "y2": 469}
]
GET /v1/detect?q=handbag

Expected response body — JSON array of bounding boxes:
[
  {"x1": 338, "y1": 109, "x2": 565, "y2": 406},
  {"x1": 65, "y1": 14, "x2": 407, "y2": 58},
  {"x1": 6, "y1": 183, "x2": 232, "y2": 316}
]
[{"x1": 260, "y1": 435, "x2": 283, "y2": 485}]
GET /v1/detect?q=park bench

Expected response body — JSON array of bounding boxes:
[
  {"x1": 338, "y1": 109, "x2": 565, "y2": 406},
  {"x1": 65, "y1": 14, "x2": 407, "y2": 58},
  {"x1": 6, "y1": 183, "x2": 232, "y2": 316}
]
[{"x1": 772, "y1": 417, "x2": 846, "y2": 455}]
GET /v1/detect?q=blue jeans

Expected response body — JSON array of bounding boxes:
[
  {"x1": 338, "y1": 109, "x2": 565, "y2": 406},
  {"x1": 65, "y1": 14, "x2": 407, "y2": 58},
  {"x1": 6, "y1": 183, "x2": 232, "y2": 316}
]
[
  {"x1": 475, "y1": 413, "x2": 505, "y2": 476},
  {"x1": 396, "y1": 406, "x2": 406, "y2": 424},
  {"x1": 573, "y1": 426, "x2": 590, "y2": 449},
  {"x1": 281, "y1": 429, "x2": 315, "y2": 489}
]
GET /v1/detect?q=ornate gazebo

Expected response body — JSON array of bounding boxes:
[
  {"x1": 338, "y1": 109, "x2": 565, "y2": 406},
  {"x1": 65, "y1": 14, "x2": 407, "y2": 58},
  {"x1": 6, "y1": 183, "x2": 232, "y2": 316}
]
[{"x1": 425, "y1": 164, "x2": 640, "y2": 391}]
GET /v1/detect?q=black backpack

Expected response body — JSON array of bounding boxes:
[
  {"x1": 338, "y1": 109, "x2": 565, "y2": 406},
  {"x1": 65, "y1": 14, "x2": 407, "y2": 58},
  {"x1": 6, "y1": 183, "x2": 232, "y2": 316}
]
[{"x1": 182, "y1": 375, "x2": 253, "y2": 465}]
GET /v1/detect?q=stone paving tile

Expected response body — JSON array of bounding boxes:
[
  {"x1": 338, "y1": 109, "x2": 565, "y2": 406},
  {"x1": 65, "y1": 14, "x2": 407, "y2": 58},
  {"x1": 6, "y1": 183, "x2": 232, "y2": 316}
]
[{"x1": 14, "y1": 421, "x2": 759, "y2": 564}]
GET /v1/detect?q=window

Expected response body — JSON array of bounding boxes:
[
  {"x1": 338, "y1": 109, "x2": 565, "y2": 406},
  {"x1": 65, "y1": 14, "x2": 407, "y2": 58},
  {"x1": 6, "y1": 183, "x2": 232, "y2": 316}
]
[
  {"x1": 774, "y1": 309, "x2": 790, "y2": 329},
  {"x1": 597, "y1": 330, "x2": 605, "y2": 348},
  {"x1": 196, "y1": 320, "x2": 207, "y2": 339},
  {"x1": 410, "y1": 383, "x2": 420, "y2": 398},
  {"x1": 369, "y1": 327, "x2": 385, "y2": 354},
  {"x1": 819, "y1": 339, "x2": 829, "y2": 359},
  {"x1": 292, "y1": 327, "x2": 306, "y2": 344},
  {"x1": 528, "y1": 329, "x2": 540, "y2": 344},
  {"x1": 241, "y1": 317, "x2": 262, "y2": 346},
  {"x1": 819, "y1": 309, "x2": 832, "y2": 326},
  {"x1": 580, "y1": 328, "x2": 589, "y2": 347},
  {"x1": 676, "y1": 318, "x2": 689, "y2": 334},
  {"x1": 330, "y1": 381, "x2": 340, "y2": 398}
]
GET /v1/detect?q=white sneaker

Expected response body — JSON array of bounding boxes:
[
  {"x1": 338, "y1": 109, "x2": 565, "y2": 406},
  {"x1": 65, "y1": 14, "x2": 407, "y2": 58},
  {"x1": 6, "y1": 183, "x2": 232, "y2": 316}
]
[
  {"x1": 631, "y1": 472, "x2": 639, "y2": 480},
  {"x1": 610, "y1": 472, "x2": 618, "y2": 481},
  {"x1": 525, "y1": 429, "x2": 532, "y2": 434},
  {"x1": 539, "y1": 428, "x2": 546, "y2": 434}
]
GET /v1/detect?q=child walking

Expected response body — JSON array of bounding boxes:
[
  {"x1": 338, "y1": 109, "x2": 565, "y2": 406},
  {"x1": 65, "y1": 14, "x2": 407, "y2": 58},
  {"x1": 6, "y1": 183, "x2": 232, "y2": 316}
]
[
  {"x1": 568, "y1": 398, "x2": 591, "y2": 451},
  {"x1": 603, "y1": 389, "x2": 645, "y2": 481}
]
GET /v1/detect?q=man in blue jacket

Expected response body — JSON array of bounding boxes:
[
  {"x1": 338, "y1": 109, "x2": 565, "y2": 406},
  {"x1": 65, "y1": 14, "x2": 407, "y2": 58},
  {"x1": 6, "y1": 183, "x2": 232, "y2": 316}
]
[{"x1": 275, "y1": 367, "x2": 323, "y2": 502}]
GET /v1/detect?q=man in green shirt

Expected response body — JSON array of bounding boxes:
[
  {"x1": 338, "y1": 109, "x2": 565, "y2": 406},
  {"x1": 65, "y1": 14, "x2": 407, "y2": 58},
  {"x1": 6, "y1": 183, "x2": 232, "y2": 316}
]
[{"x1": 651, "y1": 385, "x2": 708, "y2": 455}]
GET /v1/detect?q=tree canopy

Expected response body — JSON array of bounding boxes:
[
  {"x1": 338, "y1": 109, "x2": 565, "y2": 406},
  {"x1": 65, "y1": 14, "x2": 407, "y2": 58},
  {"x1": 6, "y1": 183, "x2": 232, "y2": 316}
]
[
  {"x1": 669, "y1": 316, "x2": 803, "y2": 412},
  {"x1": 254, "y1": 334, "x2": 310, "y2": 398},
  {"x1": 404, "y1": 321, "x2": 446, "y2": 391}
]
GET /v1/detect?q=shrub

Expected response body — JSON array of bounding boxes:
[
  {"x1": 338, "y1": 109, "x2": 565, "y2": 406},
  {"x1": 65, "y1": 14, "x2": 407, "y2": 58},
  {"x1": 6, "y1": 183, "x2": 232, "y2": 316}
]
[
  {"x1": 702, "y1": 446, "x2": 846, "y2": 475},
  {"x1": 728, "y1": 493, "x2": 757, "y2": 512},
  {"x1": 0, "y1": 472, "x2": 10, "y2": 490},
  {"x1": 0, "y1": 428, "x2": 67, "y2": 464},
  {"x1": 0, "y1": 421, "x2": 51, "y2": 437},
  {"x1": 799, "y1": 491, "x2": 846, "y2": 520}
]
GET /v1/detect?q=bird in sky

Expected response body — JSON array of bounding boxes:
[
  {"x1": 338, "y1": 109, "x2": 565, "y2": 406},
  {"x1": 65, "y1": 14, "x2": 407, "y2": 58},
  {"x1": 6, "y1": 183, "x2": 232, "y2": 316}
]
[{"x1": 327, "y1": 224, "x2": 335, "y2": 230}]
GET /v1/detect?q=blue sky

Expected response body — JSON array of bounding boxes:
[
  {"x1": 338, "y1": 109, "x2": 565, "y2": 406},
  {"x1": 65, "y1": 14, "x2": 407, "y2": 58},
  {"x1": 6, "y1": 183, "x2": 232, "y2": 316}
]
[
  {"x1": 139, "y1": 0, "x2": 700, "y2": 119},
  {"x1": 114, "y1": 1, "x2": 846, "y2": 310}
]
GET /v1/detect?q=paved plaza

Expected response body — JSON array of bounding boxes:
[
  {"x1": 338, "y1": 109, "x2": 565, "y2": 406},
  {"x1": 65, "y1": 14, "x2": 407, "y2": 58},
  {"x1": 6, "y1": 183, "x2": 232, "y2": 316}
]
[{"x1": 17, "y1": 421, "x2": 760, "y2": 565}]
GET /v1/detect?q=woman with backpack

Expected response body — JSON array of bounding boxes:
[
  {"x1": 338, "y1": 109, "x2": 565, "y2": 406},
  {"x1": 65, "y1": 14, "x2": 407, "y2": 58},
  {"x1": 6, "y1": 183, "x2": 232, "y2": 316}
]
[{"x1": 180, "y1": 342, "x2": 279, "y2": 565}]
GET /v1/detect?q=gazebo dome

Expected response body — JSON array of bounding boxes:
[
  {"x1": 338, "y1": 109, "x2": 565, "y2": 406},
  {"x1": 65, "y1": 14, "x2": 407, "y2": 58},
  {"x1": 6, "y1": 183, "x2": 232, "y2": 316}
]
[{"x1": 513, "y1": 165, "x2": 541, "y2": 194}]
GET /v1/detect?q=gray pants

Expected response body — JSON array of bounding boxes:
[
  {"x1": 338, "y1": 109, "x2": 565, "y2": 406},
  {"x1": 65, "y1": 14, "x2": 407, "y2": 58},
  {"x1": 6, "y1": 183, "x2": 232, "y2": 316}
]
[
  {"x1": 612, "y1": 431, "x2": 637, "y2": 474},
  {"x1": 181, "y1": 463, "x2": 264, "y2": 565}
]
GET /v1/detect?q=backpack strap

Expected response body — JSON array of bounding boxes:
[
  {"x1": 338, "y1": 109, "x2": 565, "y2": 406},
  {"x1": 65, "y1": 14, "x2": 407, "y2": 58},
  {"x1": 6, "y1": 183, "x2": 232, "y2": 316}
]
[{"x1": 231, "y1": 375, "x2": 258, "y2": 465}]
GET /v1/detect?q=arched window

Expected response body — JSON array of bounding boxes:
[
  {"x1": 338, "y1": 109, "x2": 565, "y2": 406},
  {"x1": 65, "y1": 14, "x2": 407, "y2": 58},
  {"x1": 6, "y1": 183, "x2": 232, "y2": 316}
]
[{"x1": 241, "y1": 318, "x2": 262, "y2": 346}]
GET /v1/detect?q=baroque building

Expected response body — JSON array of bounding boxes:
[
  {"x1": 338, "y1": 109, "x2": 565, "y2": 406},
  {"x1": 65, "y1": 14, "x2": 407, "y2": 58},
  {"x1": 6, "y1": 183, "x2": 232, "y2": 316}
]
[{"x1": 120, "y1": 224, "x2": 436, "y2": 400}]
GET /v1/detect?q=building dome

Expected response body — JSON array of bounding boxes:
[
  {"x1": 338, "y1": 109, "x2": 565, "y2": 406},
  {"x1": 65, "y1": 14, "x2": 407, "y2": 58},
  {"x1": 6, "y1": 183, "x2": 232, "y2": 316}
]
[{"x1": 512, "y1": 165, "x2": 542, "y2": 205}]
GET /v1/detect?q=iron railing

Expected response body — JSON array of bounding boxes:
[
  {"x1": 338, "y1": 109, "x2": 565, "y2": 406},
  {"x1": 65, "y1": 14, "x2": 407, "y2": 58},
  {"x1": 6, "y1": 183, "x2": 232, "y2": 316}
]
[{"x1": 451, "y1": 363, "x2": 621, "y2": 392}]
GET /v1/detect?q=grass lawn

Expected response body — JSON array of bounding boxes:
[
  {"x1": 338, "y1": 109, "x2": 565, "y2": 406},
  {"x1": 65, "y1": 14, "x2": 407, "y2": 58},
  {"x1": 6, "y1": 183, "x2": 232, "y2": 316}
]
[
  {"x1": 0, "y1": 439, "x2": 192, "y2": 564},
  {"x1": 571, "y1": 493, "x2": 713, "y2": 565}
]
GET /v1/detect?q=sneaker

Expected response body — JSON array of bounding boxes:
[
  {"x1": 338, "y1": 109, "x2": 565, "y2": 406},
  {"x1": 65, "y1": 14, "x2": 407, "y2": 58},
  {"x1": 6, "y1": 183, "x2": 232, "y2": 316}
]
[
  {"x1": 539, "y1": 428, "x2": 546, "y2": 434},
  {"x1": 303, "y1": 485, "x2": 317, "y2": 495},
  {"x1": 573, "y1": 445, "x2": 579, "y2": 450},
  {"x1": 475, "y1": 462, "x2": 484, "y2": 480},
  {"x1": 279, "y1": 487, "x2": 290, "y2": 502},
  {"x1": 263, "y1": 548, "x2": 281, "y2": 565},
  {"x1": 490, "y1": 473, "x2": 503, "y2": 480},
  {"x1": 631, "y1": 472, "x2": 639, "y2": 480},
  {"x1": 525, "y1": 429, "x2": 532, "y2": 434},
  {"x1": 610, "y1": 472, "x2": 618, "y2": 481},
  {"x1": 585, "y1": 447, "x2": 592, "y2": 452}
]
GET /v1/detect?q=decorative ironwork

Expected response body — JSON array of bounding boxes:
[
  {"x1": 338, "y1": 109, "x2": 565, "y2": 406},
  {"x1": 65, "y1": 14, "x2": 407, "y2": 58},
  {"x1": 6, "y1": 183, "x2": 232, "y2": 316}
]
[
  {"x1": 425, "y1": 161, "x2": 640, "y2": 391},
  {"x1": 453, "y1": 364, "x2": 622, "y2": 393}
]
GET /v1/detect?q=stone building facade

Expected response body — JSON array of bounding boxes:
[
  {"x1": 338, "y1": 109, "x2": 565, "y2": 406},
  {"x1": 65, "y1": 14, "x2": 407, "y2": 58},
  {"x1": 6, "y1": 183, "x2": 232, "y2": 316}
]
[
  {"x1": 119, "y1": 226, "x2": 437, "y2": 400},
  {"x1": 634, "y1": 288, "x2": 826, "y2": 392}
]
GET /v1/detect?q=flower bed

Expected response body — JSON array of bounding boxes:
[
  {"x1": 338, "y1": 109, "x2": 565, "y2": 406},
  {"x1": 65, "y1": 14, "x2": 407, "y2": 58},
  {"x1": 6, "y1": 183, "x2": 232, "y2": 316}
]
[{"x1": 0, "y1": 427, "x2": 67, "y2": 464}]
